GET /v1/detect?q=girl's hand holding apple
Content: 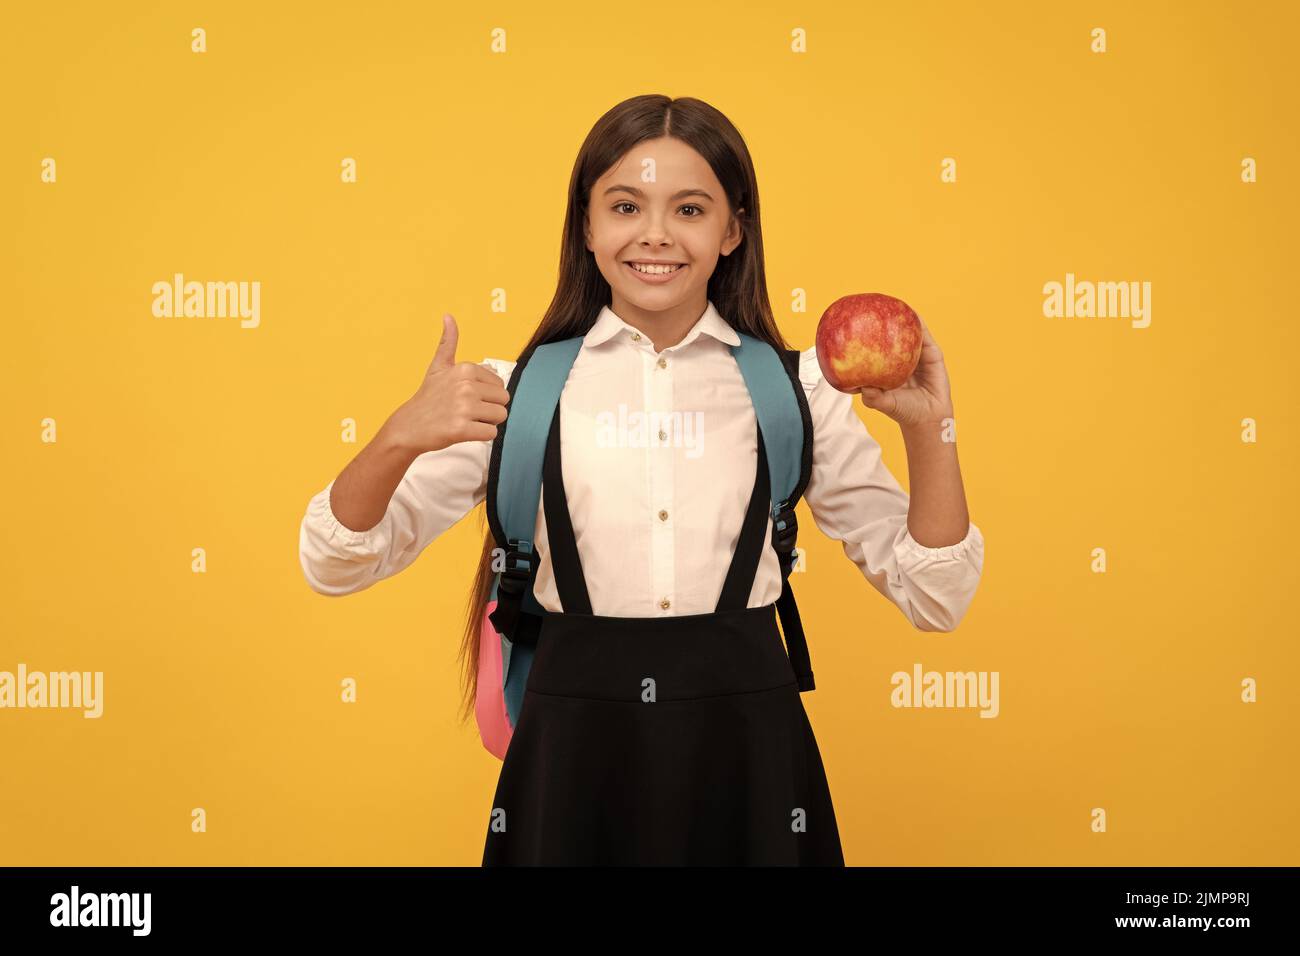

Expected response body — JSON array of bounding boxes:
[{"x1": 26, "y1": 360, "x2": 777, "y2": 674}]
[{"x1": 815, "y1": 293, "x2": 955, "y2": 428}]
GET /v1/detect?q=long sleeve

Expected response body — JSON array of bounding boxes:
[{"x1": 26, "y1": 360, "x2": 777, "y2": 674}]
[
  {"x1": 298, "y1": 357, "x2": 517, "y2": 596},
  {"x1": 797, "y1": 345, "x2": 985, "y2": 632}
]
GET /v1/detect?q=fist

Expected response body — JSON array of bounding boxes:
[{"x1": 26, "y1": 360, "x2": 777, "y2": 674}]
[{"x1": 387, "y1": 314, "x2": 512, "y2": 454}]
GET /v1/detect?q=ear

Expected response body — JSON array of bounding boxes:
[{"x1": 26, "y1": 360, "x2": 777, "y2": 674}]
[{"x1": 721, "y1": 208, "x2": 745, "y2": 257}]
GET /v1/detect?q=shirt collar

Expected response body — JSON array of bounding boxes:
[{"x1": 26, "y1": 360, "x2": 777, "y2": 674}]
[{"x1": 583, "y1": 299, "x2": 742, "y2": 351}]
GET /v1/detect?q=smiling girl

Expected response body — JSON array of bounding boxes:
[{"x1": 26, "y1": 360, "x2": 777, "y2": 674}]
[{"x1": 299, "y1": 94, "x2": 985, "y2": 866}]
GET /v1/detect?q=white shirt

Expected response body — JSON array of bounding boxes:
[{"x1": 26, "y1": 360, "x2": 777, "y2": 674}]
[{"x1": 299, "y1": 300, "x2": 985, "y2": 631}]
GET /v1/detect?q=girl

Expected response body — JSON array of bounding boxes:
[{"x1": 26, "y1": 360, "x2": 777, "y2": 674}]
[{"x1": 299, "y1": 95, "x2": 985, "y2": 866}]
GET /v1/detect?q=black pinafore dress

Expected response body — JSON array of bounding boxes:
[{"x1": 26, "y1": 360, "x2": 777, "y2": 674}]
[{"x1": 481, "y1": 402, "x2": 845, "y2": 866}]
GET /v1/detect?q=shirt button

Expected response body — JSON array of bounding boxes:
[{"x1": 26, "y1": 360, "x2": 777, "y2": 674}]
[
  {"x1": 658, "y1": 429, "x2": 667, "y2": 441},
  {"x1": 660, "y1": 598, "x2": 671, "y2": 610},
  {"x1": 658, "y1": 509, "x2": 668, "y2": 521},
  {"x1": 657, "y1": 357, "x2": 667, "y2": 369},
  {"x1": 632, "y1": 332, "x2": 641, "y2": 341}
]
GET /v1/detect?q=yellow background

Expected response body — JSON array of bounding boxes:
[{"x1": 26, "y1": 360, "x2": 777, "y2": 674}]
[{"x1": 2, "y1": 0, "x2": 1296, "y2": 865}]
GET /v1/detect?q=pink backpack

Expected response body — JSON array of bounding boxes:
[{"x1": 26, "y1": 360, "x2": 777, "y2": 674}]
[{"x1": 474, "y1": 598, "x2": 512, "y2": 760}]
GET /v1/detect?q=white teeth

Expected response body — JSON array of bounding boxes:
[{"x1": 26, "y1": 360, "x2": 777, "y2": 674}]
[{"x1": 630, "y1": 263, "x2": 683, "y2": 275}]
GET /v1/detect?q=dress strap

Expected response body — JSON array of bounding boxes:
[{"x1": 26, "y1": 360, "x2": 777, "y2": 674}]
[
  {"x1": 542, "y1": 403, "x2": 593, "y2": 614},
  {"x1": 540, "y1": 400, "x2": 770, "y2": 615},
  {"x1": 714, "y1": 424, "x2": 772, "y2": 612}
]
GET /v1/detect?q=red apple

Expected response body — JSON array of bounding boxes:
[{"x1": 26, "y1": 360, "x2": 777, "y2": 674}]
[{"x1": 815, "y1": 293, "x2": 923, "y2": 392}]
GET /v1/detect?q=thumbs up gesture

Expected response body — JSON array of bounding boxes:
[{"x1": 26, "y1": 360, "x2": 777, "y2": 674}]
[{"x1": 386, "y1": 314, "x2": 512, "y2": 454}]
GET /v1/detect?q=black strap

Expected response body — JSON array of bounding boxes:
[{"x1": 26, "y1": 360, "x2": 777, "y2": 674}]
[
  {"x1": 716, "y1": 425, "x2": 776, "y2": 612},
  {"x1": 775, "y1": 564, "x2": 815, "y2": 691},
  {"x1": 485, "y1": 538, "x2": 542, "y2": 648},
  {"x1": 542, "y1": 403, "x2": 593, "y2": 615},
  {"x1": 773, "y1": 348, "x2": 816, "y2": 692}
]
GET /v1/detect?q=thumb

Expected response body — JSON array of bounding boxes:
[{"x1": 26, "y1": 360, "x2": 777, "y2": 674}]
[{"x1": 428, "y1": 313, "x2": 459, "y2": 373}]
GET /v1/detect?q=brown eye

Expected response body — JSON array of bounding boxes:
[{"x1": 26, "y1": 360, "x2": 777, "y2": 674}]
[
  {"x1": 614, "y1": 202, "x2": 637, "y2": 214},
  {"x1": 680, "y1": 205, "x2": 703, "y2": 217}
]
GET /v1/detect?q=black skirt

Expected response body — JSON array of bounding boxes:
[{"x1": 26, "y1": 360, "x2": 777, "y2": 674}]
[{"x1": 481, "y1": 602, "x2": 845, "y2": 866}]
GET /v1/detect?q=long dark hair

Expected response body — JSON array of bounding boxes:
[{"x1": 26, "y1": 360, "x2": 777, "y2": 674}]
[{"x1": 455, "y1": 94, "x2": 792, "y2": 725}]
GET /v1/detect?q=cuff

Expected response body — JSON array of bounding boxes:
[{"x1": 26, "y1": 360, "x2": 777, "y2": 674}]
[
  {"x1": 899, "y1": 521, "x2": 983, "y2": 561},
  {"x1": 311, "y1": 478, "x2": 387, "y2": 550}
]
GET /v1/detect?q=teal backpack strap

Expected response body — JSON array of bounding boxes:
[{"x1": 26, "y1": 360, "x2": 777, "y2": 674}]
[
  {"x1": 485, "y1": 335, "x2": 585, "y2": 729},
  {"x1": 730, "y1": 333, "x2": 816, "y2": 691}
]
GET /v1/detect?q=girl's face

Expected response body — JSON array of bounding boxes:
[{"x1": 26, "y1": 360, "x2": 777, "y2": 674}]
[{"x1": 584, "y1": 136, "x2": 743, "y2": 331}]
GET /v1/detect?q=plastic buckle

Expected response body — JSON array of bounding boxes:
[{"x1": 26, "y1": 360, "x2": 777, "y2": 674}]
[
  {"x1": 497, "y1": 539, "x2": 534, "y2": 595},
  {"x1": 771, "y1": 502, "x2": 798, "y2": 554}
]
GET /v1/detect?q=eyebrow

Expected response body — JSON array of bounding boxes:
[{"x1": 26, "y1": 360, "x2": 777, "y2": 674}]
[{"x1": 603, "y1": 184, "x2": 715, "y2": 202}]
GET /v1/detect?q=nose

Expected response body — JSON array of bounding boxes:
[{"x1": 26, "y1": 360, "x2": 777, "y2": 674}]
[{"x1": 638, "y1": 210, "x2": 673, "y2": 246}]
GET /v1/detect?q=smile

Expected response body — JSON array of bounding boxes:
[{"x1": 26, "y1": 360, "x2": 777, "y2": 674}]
[{"x1": 625, "y1": 262, "x2": 688, "y2": 283}]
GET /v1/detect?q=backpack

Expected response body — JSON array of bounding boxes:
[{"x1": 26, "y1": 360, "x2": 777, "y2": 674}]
[{"x1": 473, "y1": 332, "x2": 815, "y2": 760}]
